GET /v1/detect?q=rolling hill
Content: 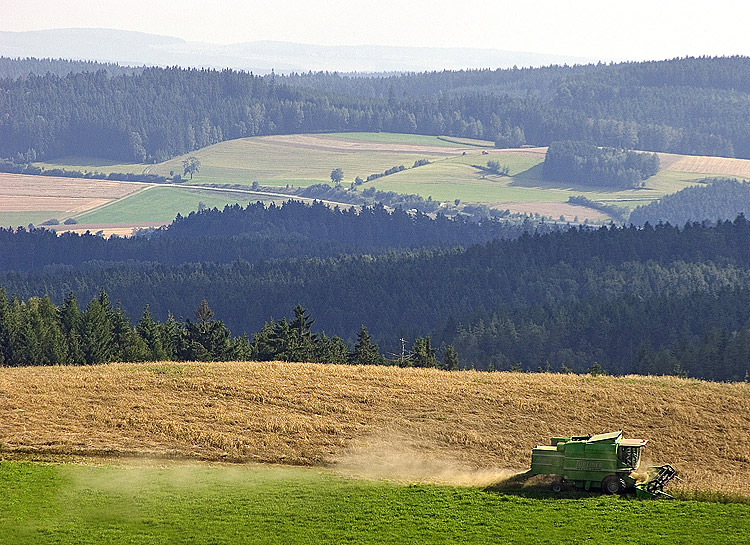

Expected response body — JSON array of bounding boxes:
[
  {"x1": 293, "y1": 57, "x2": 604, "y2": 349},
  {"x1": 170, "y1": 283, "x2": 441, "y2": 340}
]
[
  {"x1": 29, "y1": 132, "x2": 750, "y2": 228},
  {"x1": 148, "y1": 134, "x2": 749, "y2": 210}
]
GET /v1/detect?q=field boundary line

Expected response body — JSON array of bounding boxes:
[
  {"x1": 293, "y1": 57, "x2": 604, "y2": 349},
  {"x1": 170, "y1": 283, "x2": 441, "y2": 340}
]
[
  {"x1": 74, "y1": 184, "x2": 157, "y2": 221},
  {"x1": 169, "y1": 183, "x2": 364, "y2": 209}
]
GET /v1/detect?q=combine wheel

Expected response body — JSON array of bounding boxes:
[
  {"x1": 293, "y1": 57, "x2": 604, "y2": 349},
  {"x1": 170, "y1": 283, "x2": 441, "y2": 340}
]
[
  {"x1": 550, "y1": 480, "x2": 564, "y2": 493},
  {"x1": 601, "y1": 475, "x2": 625, "y2": 495}
]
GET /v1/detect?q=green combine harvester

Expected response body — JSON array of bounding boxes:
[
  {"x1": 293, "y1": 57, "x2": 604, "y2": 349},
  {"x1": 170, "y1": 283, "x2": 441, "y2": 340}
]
[{"x1": 530, "y1": 430, "x2": 679, "y2": 497}]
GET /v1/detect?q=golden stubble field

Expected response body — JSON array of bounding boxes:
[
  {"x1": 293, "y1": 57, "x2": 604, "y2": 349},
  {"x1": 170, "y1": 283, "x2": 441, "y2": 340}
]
[
  {"x1": 664, "y1": 153, "x2": 750, "y2": 178},
  {"x1": 1, "y1": 361, "x2": 748, "y2": 496},
  {"x1": 0, "y1": 173, "x2": 146, "y2": 217}
]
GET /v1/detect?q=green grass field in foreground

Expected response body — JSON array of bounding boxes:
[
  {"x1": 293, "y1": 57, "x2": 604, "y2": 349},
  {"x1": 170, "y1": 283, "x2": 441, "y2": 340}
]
[
  {"x1": 75, "y1": 187, "x2": 272, "y2": 224},
  {"x1": 1, "y1": 461, "x2": 748, "y2": 545}
]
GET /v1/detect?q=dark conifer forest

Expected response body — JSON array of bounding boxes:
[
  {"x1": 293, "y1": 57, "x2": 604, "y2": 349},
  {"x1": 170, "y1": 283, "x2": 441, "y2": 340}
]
[
  {"x1": 629, "y1": 178, "x2": 750, "y2": 226},
  {"x1": 2, "y1": 56, "x2": 750, "y2": 162},
  {"x1": 543, "y1": 141, "x2": 659, "y2": 188},
  {"x1": 0, "y1": 201, "x2": 552, "y2": 271},
  {"x1": 1, "y1": 201, "x2": 750, "y2": 381}
]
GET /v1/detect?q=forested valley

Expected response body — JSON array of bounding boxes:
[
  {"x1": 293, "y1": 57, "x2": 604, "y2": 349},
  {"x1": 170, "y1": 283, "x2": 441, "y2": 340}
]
[
  {"x1": 2, "y1": 55, "x2": 750, "y2": 382},
  {"x1": 2, "y1": 55, "x2": 749, "y2": 162},
  {"x1": 1, "y1": 202, "x2": 749, "y2": 382},
  {"x1": 0, "y1": 201, "x2": 554, "y2": 271}
]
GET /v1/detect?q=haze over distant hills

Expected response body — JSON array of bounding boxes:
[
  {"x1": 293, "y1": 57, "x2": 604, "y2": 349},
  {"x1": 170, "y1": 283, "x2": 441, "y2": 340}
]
[{"x1": 0, "y1": 28, "x2": 592, "y2": 73}]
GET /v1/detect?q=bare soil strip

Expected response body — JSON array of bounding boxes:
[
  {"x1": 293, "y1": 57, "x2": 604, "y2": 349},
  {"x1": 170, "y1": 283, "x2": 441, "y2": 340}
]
[
  {"x1": 491, "y1": 147, "x2": 548, "y2": 158},
  {"x1": 263, "y1": 134, "x2": 477, "y2": 155},
  {"x1": 263, "y1": 135, "x2": 544, "y2": 158},
  {"x1": 1, "y1": 362, "x2": 747, "y2": 495},
  {"x1": 491, "y1": 201, "x2": 609, "y2": 222},
  {"x1": 51, "y1": 222, "x2": 169, "y2": 237}
]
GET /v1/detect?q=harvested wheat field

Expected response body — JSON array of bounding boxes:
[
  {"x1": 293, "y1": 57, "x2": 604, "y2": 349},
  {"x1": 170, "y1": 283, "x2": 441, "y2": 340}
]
[
  {"x1": 663, "y1": 153, "x2": 750, "y2": 178},
  {"x1": 0, "y1": 362, "x2": 748, "y2": 496},
  {"x1": 0, "y1": 173, "x2": 146, "y2": 217}
]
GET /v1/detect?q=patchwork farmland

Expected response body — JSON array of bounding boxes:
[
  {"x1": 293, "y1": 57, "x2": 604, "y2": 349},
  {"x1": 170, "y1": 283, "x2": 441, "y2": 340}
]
[{"x1": 17, "y1": 133, "x2": 750, "y2": 231}]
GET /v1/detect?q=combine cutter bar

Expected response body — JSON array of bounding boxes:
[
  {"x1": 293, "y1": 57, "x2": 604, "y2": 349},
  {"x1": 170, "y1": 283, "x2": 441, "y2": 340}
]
[{"x1": 635, "y1": 464, "x2": 680, "y2": 499}]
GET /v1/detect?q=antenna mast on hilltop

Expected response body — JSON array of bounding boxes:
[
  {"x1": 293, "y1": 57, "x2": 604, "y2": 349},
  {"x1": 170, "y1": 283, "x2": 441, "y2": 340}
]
[{"x1": 387, "y1": 338, "x2": 410, "y2": 365}]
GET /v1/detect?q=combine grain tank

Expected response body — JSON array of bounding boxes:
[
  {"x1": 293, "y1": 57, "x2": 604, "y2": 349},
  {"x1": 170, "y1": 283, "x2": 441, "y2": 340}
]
[{"x1": 530, "y1": 430, "x2": 677, "y2": 496}]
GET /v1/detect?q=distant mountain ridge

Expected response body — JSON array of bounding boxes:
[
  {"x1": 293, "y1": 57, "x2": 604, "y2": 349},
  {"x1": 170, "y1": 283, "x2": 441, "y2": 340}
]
[{"x1": 0, "y1": 28, "x2": 592, "y2": 73}]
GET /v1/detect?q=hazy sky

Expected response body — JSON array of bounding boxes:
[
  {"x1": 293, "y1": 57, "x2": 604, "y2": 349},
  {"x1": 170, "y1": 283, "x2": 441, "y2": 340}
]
[{"x1": 3, "y1": 0, "x2": 749, "y2": 61}]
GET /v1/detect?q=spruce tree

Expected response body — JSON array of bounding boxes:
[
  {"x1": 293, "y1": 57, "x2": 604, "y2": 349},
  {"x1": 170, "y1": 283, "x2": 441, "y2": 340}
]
[
  {"x1": 0, "y1": 289, "x2": 8, "y2": 364},
  {"x1": 159, "y1": 313, "x2": 184, "y2": 361},
  {"x1": 60, "y1": 292, "x2": 85, "y2": 365},
  {"x1": 443, "y1": 345, "x2": 459, "y2": 371},
  {"x1": 268, "y1": 318, "x2": 295, "y2": 362},
  {"x1": 137, "y1": 305, "x2": 167, "y2": 361},
  {"x1": 288, "y1": 304, "x2": 317, "y2": 362},
  {"x1": 110, "y1": 303, "x2": 149, "y2": 362},
  {"x1": 36, "y1": 295, "x2": 68, "y2": 365},
  {"x1": 315, "y1": 333, "x2": 350, "y2": 364},
  {"x1": 352, "y1": 325, "x2": 381, "y2": 365},
  {"x1": 184, "y1": 299, "x2": 232, "y2": 361},
  {"x1": 230, "y1": 334, "x2": 253, "y2": 361},
  {"x1": 411, "y1": 336, "x2": 438, "y2": 368},
  {"x1": 252, "y1": 318, "x2": 278, "y2": 361},
  {"x1": 15, "y1": 299, "x2": 42, "y2": 366},
  {"x1": 80, "y1": 291, "x2": 114, "y2": 365}
]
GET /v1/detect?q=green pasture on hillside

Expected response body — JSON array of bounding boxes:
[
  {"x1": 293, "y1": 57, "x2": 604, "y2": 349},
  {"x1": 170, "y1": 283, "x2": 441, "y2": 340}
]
[
  {"x1": 34, "y1": 157, "x2": 149, "y2": 176},
  {"x1": 1, "y1": 461, "x2": 747, "y2": 545},
  {"x1": 0, "y1": 211, "x2": 66, "y2": 229},
  {"x1": 30, "y1": 134, "x2": 750, "y2": 224},
  {"x1": 149, "y1": 137, "x2": 453, "y2": 188},
  {"x1": 75, "y1": 187, "x2": 272, "y2": 224},
  {"x1": 147, "y1": 136, "x2": 707, "y2": 207},
  {"x1": 363, "y1": 154, "x2": 699, "y2": 205}
]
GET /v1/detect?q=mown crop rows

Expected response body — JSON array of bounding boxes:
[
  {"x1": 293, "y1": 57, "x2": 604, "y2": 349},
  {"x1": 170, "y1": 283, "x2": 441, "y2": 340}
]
[{"x1": 1, "y1": 362, "x2": 747, "y2": 497}]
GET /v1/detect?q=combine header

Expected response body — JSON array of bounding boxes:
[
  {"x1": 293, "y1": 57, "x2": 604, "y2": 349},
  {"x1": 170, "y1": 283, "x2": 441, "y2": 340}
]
[{"x1": 530, "y1": 430, "x2": 679, "y2": 497}]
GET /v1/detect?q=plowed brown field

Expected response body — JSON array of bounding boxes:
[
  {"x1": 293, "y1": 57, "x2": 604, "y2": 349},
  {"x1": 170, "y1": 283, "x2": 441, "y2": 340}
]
[{"x1": 1, "y1": 362, "x2": 747, "y2": 496}]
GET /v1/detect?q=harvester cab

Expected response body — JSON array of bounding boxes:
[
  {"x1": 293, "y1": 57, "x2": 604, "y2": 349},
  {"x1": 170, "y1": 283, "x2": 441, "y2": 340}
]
[{"x1": 530, "y1": 430, "x2": 678, "y2": 497}]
